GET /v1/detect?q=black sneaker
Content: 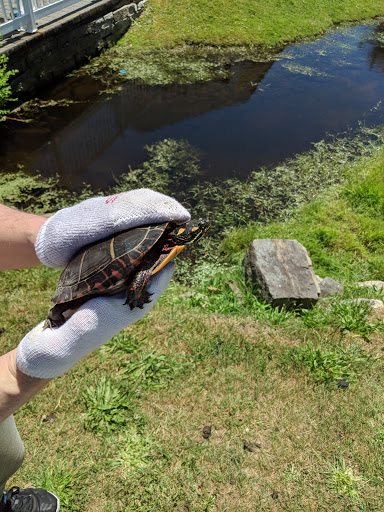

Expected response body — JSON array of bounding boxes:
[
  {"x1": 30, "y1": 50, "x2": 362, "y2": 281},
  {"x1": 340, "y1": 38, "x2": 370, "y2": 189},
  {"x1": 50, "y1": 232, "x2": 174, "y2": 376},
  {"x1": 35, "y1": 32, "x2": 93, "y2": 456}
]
[{"x1": 0, "y1": 487, "x2": 60, "y2": 512}]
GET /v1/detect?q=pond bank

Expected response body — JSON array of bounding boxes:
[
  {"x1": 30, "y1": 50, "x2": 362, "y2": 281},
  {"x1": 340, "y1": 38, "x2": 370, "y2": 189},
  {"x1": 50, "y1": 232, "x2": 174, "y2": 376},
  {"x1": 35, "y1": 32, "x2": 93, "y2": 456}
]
[
  {"x1": 121, "y1": 0, "x2": 384, "y2": 48},
  {"x1": 1, "y1": 0, "x2": 145, "y2": 97}
]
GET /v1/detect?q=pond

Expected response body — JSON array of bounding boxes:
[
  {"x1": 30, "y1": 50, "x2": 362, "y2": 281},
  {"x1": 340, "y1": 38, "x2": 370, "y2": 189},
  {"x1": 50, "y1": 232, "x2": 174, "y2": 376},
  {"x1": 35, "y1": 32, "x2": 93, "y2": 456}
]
[{"x1": 1, "y1": 21, "x2": 384, "y2": 190}]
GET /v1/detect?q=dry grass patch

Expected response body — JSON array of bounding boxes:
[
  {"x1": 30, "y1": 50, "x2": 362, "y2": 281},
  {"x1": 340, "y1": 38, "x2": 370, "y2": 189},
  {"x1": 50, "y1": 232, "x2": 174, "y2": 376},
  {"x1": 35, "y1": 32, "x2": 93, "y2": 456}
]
[{"x1": 2, "y1": 266, "x2": 383, "y2": 511}]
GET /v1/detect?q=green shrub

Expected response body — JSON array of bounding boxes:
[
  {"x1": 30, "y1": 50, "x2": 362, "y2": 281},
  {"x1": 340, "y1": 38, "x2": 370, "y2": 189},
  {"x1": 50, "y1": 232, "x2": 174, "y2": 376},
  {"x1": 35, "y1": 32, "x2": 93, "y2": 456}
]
[{"x1": 0, "y1": 52, "x2": 18, "y2": 118}]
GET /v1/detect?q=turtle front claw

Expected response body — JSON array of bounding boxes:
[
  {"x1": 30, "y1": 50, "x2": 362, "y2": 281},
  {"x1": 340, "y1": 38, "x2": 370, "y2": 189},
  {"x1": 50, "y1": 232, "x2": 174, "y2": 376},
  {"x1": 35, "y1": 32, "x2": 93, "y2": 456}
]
[{"x1": 125, "y1": 291, "x2": 153, "y2": 309}]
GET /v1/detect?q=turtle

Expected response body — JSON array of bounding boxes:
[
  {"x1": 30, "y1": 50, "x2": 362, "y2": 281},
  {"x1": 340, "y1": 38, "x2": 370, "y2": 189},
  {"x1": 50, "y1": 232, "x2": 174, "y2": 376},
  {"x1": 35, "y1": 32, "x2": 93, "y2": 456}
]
[{"x1": 44, "y1": 219, "x2": 210, "y2": 329}]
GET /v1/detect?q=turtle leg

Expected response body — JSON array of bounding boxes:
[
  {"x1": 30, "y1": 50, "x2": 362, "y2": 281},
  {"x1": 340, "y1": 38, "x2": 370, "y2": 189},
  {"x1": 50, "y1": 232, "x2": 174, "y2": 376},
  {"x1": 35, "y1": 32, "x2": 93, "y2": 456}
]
[
  {"x1": 44, "y1": 303, "x2": 68, "y2": 329},
  {"x1": 125, "y1": 269, "x2": 153, "y2": 309}
]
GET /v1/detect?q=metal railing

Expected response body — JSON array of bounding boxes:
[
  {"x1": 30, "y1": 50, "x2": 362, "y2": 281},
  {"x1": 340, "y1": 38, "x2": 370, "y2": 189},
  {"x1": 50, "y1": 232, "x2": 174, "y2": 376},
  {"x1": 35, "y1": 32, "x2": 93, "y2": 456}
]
[{"x1": 0, "y1": 0, "x2": 82, "y2": 35}]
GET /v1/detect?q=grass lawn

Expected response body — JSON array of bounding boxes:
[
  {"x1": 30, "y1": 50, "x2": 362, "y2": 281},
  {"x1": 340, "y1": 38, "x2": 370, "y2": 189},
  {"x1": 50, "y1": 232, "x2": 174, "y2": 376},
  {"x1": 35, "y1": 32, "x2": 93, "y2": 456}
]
[
  {"x1": 2, "y1": 141, "x2": 384, "y2": 511},
  {"x1": 122, "y1": 0, "x2": 384, "y2": 49}
]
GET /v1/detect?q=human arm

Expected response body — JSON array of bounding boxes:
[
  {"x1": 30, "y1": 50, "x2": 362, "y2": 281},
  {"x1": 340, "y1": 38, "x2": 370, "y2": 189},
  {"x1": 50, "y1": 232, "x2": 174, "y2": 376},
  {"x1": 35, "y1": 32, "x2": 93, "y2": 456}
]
[
  {"x1": 0, "y1": 189, "x2": 189, "y2": 422},
  {"x1": 0, "y1": 205, "x2": 46, "y2": 270},
  {"x1": 0, "y1": 350, "x2": 50, "y2": 424},
  {"x1": 0, "y1": 206, "x2": 49, "y2": 423}
]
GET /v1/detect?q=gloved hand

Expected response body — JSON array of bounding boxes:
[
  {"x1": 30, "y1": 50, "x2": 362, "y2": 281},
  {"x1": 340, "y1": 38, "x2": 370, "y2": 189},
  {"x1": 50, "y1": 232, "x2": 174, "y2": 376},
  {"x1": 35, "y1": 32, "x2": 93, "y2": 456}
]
[
  {"x1": 35, "y1": 188, "x2": 191, "y2": 268},
  {"x1": 17, "y1": 188, "x2": 190, "y2": 379},
  {"x1": 16, "y1": 264, "x2": 174, "y2": 379}
]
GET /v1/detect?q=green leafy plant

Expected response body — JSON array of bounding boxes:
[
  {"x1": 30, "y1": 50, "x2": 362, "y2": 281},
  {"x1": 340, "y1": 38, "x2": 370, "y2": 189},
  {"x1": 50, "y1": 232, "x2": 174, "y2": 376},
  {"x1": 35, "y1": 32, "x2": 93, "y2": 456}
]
[
  {"x1": 35, "y1": 463, "x2": 85, "y2": 512},
  {"x1": 107, "y1": 429, "x2": 153, "y2": 471},
  {"x1": 330, "y1": 300, "x2": 384, "y2": 339},
  {"x1": 122, "y1": 350, "x2": 185, "y2": 389},
  {"x1": 0, "y1": 52, "x2": 18, "y2": 118},
  {"x1": 102, "y1": 330, "x2": 143, "y2": 355},
  {"x1": 285, "y1": 341, "x2": 373, "y2": 383},
  {"x1": 325, "y1": 457, "x2": 366, "y2": 498},
  {"x1": 82, "y1": 376, "x2": 143, "y2": 432}
]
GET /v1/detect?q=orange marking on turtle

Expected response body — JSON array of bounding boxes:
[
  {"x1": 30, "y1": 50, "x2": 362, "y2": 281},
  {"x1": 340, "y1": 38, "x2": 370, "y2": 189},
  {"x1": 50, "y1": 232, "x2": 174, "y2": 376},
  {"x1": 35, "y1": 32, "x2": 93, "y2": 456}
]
[
  {"x1": 117, "y1": 258, "x2": 128, "y2": 269},
  {"x1": 94, "y1": 283, "x2": 106, "y2": 291},
  {"x1": 129, "y1": 258, "x2": 142, "y2": 267},
  {"x1": 112, "y1": 269, "x2": 123, "y2": 279},
  {"x1": 101, "y1": 270, "x2": 112, "y2": 283},
  {"x1": 76, "y1": 293, "x2": 84, "y2": 298}
]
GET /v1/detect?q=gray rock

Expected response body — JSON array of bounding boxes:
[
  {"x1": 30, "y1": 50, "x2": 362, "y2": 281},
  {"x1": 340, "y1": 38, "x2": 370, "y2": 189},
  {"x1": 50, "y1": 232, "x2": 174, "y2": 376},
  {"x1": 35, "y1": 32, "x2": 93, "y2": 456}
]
[
  {"x1": 341, "y1": 298, "x2": 384, "y2": 310},
  {"x1": 243, "y1": 239, "x2": 320, "y2": 309},
  {"x1": 319, "y1": 276, "x2": 344, "y2": 298},
  {"x1": 357, "y1": 281, "x2": 384, "y2": 290}
]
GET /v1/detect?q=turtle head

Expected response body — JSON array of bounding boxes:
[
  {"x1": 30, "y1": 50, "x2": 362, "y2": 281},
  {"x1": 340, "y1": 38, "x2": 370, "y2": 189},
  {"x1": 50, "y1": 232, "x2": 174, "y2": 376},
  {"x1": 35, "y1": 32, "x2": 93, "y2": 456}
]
[{"x1": 171, "y1": 219, "x2": 210, "y2": 245}]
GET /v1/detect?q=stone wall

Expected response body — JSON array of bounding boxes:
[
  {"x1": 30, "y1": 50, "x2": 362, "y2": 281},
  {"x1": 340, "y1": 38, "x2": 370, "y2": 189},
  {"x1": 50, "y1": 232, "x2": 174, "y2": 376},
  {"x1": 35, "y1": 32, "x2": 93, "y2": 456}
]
[{"x1": 1, "y1": 0, "x2": 145, "y2": 96}]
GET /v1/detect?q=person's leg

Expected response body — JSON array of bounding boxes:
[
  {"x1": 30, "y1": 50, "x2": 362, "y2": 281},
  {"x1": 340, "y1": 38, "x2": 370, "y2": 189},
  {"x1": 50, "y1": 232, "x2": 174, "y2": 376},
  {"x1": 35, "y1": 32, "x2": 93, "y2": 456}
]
[
  {"x1": 0, "y1": 415, "x2": 25, "y2": 494},
  {"x1": 0, "y1": 417, "x2": 60, "y2": 511}
]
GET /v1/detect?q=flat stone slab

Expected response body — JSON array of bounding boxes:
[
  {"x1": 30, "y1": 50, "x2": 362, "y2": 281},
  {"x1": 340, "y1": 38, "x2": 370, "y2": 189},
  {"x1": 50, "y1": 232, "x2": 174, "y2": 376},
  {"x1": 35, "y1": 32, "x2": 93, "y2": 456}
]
[
  {"x1": 243, "y1": 239, "x2": 320, "y2": 308},
  {"x1": 357, "y1": 281, "x2": 384, "y2": 290},
  {"x1": 341, "y1": 298, "x2": 384, "y2": 310}
]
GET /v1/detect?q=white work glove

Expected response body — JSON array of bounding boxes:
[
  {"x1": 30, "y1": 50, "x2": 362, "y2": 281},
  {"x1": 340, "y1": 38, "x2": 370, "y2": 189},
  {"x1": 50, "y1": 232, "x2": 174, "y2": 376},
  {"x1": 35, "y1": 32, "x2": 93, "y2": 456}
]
[
  {"x1": 16, "y1": 264, "x2": 174, "y2": 379},
  {"x1": 18, "y1": 188, "x2": 190, "y2": 378},
  {"x1": 35, "y1": 188, "x2": 191, "y2": 268}
]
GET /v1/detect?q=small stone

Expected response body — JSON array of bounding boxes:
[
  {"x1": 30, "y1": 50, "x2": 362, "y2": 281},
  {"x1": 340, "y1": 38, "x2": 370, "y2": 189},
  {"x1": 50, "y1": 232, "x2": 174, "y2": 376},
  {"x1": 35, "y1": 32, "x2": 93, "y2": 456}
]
[
  {"x1": 227, "y1": 282, "x2": 244, "y2": 304},
  {"x1": 271, "y1": 491, "x2": 279, "y2": 500},
  {"x1": 319, "y1": 276, "x2": 344, "y2": 298},
  {"x1": 337, "y1": 379, "x2": 349, "y2": 389},
  {"x1": 41, "y1": 413, "x2": 56, "y2": 423},
  {"x1": 202, "y1": 426, "x2": 212, "y2": 440},
  {"x1": 243, "y1": 440, "x2": 261, "y2": 452}
]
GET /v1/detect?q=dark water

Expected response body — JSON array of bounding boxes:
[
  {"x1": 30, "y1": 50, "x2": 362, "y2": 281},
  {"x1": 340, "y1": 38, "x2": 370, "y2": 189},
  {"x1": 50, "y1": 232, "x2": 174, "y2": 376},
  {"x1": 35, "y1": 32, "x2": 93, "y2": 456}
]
[{"x1": 1, "y1": 22, "x2": 384, "y2": 189}]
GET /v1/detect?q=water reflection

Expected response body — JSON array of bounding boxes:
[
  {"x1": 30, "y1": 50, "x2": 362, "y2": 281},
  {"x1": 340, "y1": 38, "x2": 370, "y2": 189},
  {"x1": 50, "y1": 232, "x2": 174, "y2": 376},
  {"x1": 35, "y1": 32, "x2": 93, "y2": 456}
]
[
  {"x1": 1, "y1": 22, "x2": 384, "y2": 189},
  {"x1": 369, "y1": 22, "x2": 384, "y2": 71},
  {"x1": 30, "y1": 59, "x2": 273, "y2": 188}
]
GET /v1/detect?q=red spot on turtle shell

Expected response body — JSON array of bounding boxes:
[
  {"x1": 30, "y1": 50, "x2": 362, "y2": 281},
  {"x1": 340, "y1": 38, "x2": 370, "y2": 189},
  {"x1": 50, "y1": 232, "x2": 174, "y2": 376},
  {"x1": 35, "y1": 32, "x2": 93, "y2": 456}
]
[
  {"x1": 101, "y1": 270, "x2": 112, "y2": 283},
  {"x1": 76, "y1": 293, "x2": 84, "y2": 298},
  {"x1": 94, "y1": 283, "x2": 105, "y2": 291},
  {"x1": 112, "y1": 269, "x2": 123, "y2": 279},
  {"x1": 117, "y1": 258, "x2": 128, "y2": 269}
]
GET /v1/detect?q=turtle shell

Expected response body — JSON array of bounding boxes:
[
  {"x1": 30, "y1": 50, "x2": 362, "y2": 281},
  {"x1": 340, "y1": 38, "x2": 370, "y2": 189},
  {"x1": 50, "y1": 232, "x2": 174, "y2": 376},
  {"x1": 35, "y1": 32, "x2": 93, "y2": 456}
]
[{"x1": 52, "y1": 222, "x2": 169, "y2": 305}]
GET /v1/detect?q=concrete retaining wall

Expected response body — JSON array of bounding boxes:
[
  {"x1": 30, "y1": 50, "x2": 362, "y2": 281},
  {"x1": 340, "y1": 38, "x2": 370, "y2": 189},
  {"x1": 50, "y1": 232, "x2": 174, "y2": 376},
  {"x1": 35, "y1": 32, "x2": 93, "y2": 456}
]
[{"x1": 1, "y1": 0, "x2": 145, "y2": 96}]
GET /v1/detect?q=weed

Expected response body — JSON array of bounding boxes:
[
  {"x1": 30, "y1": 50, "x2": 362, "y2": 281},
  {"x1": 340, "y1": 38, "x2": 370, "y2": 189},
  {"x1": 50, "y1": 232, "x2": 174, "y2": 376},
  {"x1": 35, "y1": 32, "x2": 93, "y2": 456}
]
[
  {"x1": 102, "y1": 330, "x2": 143, "y2": 355},
  {"x1": 300, "y1": 298, "x2": 384, "y2": 339},
  {"x1": 343, "y1": 283, "x2": 384, "y2": 301},
  {"x1": 82, "y1": 376, "x2": 143, "y2": 432},
  {"x1": 33, "y1": 463, "x2": 85, "y2": 512},
  {"x1": 107, "y1": 429, "x2": 153, "y2": 471},
  {"x1": 176, "y1": 263, "x2": 296, "y2": 326},
  {"x1": 122, "y1": 350, "x2": 186, "y2": 389},
  {"x1": 344, "y1": 165, "x2": 384, "y2": 217},
  {"x1": 325, "y1": 457, "x2": 366, "y2": 498},
  {"x1": 300, "y1": 305, "x2": 331, "y2": 328},
  {"x1": 376, "y1": 427, "x2": 384, "y2": 444},
  {"x1": 284, "y1": 341, "x2": 373, "y2": 383},
  {"x1": 330, "y1": 300, "x2": 384, "y2": 339}
]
